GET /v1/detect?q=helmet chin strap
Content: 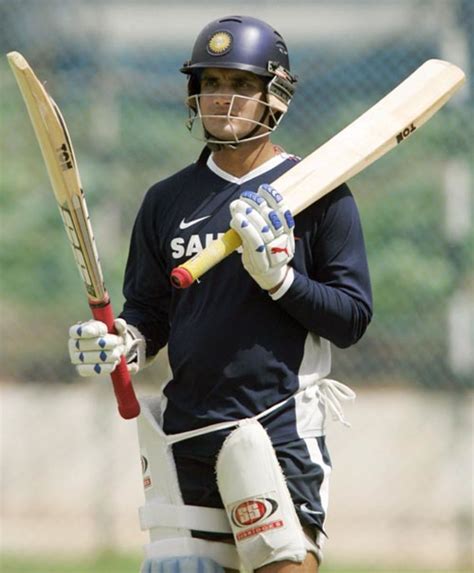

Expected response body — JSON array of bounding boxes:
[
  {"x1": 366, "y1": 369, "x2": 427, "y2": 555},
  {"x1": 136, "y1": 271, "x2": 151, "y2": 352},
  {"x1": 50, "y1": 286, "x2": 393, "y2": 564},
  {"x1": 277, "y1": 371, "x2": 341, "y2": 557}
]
[{"x1": 205, "y1": 139, "x2": 238, "y2": 152}]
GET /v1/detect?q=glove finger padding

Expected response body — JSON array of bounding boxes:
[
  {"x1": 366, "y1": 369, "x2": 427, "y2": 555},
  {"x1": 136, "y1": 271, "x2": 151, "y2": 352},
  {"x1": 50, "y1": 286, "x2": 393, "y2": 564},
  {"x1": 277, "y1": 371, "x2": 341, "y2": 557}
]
[
  {"x1": 69, "y1": 320, "x2": 109, "y2": 339},
  {"x1": 74, "y1": 362, "x2": 123, "y2": 377},
  {"x1": 230, "y1": 184, "x2": 295, "y2": 291},
  {"x1": 70, "y1": 333, "x2": 125, "y2": 352},
  {"x1": 258, "y1": 183, "x2": 296, "y2": 255},
  {"x1": 68, "y1": 318, "x2": 138, "y2": 377},
  {"x1": 69, "y1": 344, "x2": 126, "y2": 366},
  {"x1": 239, "y1": 203, "x2": 274, "y2": 246},
  {"x1": 230, "y1": 210, "x2": 271, "y2": 274}
]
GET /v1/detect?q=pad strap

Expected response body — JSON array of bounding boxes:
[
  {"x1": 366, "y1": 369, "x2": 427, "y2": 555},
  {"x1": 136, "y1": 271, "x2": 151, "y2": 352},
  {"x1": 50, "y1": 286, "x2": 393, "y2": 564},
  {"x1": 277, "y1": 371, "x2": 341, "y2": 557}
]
[
  {"x1": 164, "y1": 377, "x2": 354, "y2": 446},
  {"x1": 139, "y1": 501, "x2": 232, "y2": 533},
  {"x1": 304, "y1": 378, "x2": 356, "y2": 426}
]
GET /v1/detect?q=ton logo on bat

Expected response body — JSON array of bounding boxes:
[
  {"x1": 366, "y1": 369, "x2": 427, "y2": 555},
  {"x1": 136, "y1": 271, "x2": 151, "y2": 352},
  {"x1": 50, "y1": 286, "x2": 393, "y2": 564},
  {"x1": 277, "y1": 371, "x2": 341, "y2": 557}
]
[{"x1": 396, "y1": 122, "x2": 416, "y2": 143}]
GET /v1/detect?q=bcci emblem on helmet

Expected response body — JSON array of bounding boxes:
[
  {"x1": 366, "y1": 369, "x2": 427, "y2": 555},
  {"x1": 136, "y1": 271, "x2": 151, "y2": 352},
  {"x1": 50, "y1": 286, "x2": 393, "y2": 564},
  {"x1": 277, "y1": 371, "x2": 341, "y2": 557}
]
[{"x1": 207, "y1": 31, "x2": 233, "y2": 55}]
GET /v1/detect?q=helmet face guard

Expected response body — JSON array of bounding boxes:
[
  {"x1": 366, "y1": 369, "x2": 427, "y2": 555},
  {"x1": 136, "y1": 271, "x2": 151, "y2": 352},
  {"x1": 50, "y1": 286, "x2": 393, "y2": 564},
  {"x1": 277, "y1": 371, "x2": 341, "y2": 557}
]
[
  {"x1": 185, "y1": 92, "x2": 285, "y2": 147},
  {"x1": 181, "y1": 16, "x2": 297, "y2": 148}
]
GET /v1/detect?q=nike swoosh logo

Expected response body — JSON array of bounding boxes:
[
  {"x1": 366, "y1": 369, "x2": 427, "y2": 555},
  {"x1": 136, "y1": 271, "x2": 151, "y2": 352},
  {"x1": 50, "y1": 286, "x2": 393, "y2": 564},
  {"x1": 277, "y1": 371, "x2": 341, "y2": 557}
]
[
  {"x1": 300, "y1": 503, "x2": 323, "y2": 516},
  {"x1": 179, "y1": 215, "x2": 211, "y2": 230}
]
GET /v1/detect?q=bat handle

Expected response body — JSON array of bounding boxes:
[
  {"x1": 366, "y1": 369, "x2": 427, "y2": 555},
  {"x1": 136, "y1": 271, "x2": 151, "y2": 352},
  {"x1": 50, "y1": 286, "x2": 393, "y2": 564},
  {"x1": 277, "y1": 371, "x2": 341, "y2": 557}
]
[
  {"x1": 90, "y1": 300, "x2": 141, "y2": 420},
  {"x1": 170, "y1": 228, "x2": 242, "y2": 288}
]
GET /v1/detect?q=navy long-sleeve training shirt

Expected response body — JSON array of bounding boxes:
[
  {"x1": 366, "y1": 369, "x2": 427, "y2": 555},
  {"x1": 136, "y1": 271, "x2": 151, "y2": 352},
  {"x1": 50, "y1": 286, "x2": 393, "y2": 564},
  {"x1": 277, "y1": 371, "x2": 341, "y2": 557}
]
[{"x1": 121, "y1": 151, "x2": 372, "y2": 454}]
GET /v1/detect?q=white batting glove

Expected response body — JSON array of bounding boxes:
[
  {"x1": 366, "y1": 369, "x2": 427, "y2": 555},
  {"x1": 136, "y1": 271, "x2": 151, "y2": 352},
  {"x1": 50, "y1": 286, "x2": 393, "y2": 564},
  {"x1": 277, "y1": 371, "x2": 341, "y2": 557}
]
[
  {"x1": 68, "y1": 318, "x2": 144, "y2": 377},
  {"x1": 230, "y1": 184, "x2": 295, "y2": 291}
]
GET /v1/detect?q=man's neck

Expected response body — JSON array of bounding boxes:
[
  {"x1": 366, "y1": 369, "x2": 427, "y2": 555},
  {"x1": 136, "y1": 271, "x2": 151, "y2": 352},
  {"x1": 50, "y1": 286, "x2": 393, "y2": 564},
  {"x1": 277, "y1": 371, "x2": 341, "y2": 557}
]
[{"x1": 211, "y1": 138, "x2": 281, "y2": 178}]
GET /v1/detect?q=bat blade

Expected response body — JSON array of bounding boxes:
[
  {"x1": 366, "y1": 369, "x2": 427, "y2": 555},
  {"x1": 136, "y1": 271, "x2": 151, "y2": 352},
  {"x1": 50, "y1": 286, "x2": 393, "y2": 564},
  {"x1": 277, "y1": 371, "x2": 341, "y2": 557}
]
[
  {"x1": 7, "y1": 51, "x2": 140, "y2": 419},
  {"x1": 7, "y1": 51, "x2": 105, "y2": 302},
  {"x1": 170, "y1": 58, "x2": 465, "y2": 289}
]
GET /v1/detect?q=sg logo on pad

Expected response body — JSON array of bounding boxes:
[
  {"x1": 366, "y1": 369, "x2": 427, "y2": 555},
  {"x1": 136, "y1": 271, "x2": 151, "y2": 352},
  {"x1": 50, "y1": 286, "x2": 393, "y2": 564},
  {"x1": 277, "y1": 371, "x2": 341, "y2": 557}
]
[{"x1": 229, "y1": 494, "x2": 284, "y2": 540}]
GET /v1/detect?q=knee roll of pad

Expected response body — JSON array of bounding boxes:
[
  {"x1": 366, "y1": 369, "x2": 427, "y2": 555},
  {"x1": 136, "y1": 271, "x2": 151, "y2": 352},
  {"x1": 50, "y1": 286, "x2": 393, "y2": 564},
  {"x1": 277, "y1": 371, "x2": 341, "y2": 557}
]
[
  {"x1": 141, "y1": 556, "x2": 225, "y2": 573},
  {"x1": 216, "y1": 419, "x2": 307, "y2": 571}
]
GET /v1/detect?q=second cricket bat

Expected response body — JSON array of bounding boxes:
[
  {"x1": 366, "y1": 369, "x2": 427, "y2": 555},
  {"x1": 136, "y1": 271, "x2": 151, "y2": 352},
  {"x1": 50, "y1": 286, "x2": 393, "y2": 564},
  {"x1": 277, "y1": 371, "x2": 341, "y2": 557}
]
[
  {"x1": 7, "y1": 51, "x2": 140, "y2": 419},
  {"x1": 171, "y1": 58, "x2": 465, "y2": 289}
]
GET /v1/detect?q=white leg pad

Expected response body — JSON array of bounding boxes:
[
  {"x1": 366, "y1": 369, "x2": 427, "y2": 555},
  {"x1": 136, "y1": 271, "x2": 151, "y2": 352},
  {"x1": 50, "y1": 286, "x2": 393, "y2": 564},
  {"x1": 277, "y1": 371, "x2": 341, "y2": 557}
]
[
  {"x1": 137, "y1": 396, "x2": 240, "y2": 571},
  {"x1": 216, "y1": 419, "x2": 307, "y2": 571}
]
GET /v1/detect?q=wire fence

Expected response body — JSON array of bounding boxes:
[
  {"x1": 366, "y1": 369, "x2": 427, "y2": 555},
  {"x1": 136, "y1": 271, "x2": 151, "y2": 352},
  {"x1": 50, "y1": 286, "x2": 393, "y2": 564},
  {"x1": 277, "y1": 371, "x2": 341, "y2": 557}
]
[
  {"x1": 0, "y1": 0, "x2": 472, "y2": 570},
  {"x1": 1, "y1": 0, "x2": 472, "y2": 390}
]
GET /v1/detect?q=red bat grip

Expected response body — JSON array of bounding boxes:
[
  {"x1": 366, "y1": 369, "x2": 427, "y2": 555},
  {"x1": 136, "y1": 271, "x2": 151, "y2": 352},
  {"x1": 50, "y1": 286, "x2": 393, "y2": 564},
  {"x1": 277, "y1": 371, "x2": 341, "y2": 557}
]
[{"x1": 90, "y1": 301, "x2": 140, "y2": 419}]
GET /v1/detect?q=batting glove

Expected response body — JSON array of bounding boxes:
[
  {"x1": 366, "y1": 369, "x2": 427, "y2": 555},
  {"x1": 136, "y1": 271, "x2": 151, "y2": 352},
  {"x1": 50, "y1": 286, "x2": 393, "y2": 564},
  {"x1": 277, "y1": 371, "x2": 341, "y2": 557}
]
[
  {"x1": 68, "y1": 318, "x2": 144, "y2": 377},
  {"x1": 230, "y1": 183, "x2": 295, "y2": 291}
]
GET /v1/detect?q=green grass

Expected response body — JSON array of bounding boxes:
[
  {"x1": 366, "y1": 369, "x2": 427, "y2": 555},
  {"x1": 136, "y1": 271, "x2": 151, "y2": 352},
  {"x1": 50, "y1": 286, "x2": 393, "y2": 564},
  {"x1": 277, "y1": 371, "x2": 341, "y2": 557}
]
[
  {"x1": 0, "y1": 552, "x2": 141, "y2": 573},
  {"x1": 0, "y1": 553, "x2": 471, "y2": 573}
]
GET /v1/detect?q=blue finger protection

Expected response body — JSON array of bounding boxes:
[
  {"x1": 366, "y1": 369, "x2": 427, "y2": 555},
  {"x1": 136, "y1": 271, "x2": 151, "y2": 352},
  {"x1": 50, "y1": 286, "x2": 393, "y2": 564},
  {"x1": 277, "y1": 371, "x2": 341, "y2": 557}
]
[
  {"x1": 241, "y1": 190, "x2": 264, "y2": 205},
  {"x1": 284, "y1": 210, "x2": 295, "y2": 228},
  {"x1": 259, "y1": 183, "x2": 283, "y2": 203}
]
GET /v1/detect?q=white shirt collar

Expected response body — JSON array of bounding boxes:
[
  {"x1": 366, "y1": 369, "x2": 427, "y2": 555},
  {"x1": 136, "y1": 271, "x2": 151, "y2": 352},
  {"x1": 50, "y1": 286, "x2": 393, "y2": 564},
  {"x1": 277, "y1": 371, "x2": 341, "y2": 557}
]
[{"x1": 207, "y1": 152, "x2": 290, "y2": 185}]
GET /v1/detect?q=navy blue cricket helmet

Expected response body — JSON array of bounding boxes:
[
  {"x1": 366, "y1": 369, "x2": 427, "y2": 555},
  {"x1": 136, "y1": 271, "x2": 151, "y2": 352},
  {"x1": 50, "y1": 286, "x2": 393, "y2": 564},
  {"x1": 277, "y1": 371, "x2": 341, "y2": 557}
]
[
  {"x1": 181, "y1": 15, "x2": 292, "y2": 77},
  {"x1": 181, "y1": 15, "x2": 297, "y2": 109},
  {"x1": 181, "y1": 16, "x2": 297, "y2": 148}
]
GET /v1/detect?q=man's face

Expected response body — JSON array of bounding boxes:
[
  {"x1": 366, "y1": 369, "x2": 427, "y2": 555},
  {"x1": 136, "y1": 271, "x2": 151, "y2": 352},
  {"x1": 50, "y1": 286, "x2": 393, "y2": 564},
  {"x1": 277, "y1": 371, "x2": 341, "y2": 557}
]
[{"x1": 197, "y1": 68, "x2": 268, "y2": 142}]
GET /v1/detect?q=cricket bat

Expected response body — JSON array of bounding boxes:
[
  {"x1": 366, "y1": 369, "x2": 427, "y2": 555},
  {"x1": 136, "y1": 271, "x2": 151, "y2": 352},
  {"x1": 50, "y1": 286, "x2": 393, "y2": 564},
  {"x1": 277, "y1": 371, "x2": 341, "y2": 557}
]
[
  {"x1": 170, "y1": 59, "x2": 465, "y2": 289},
  {"x1": 7, "y1": 51, "x2": 140, "y2": 419}
]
